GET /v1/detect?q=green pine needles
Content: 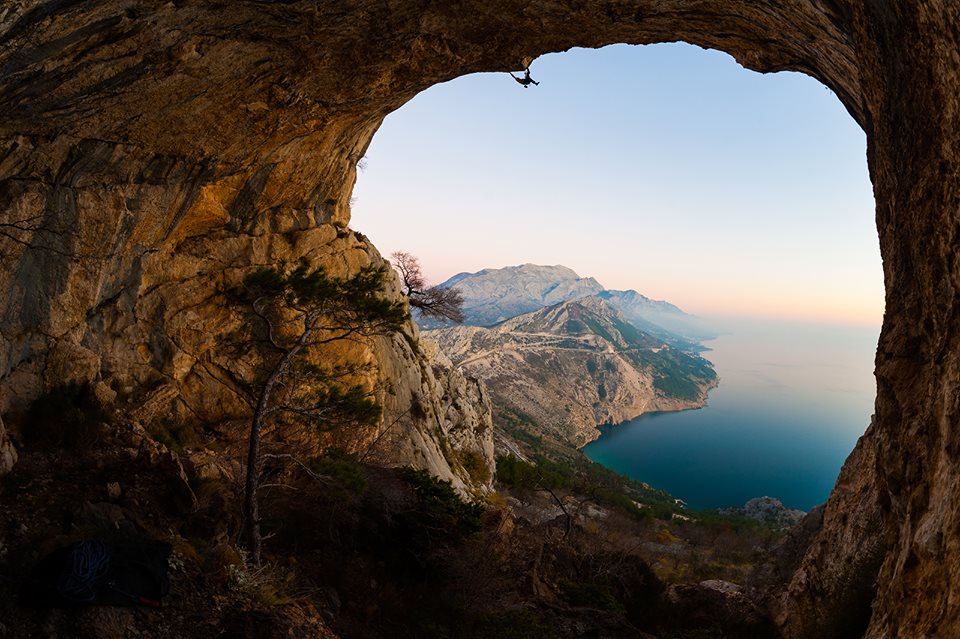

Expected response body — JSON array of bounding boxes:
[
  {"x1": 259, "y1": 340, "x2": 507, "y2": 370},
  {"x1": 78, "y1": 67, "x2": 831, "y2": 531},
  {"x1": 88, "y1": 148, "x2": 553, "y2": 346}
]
[{"x1": 229, "y1": 259, "x2": 407, "y2": 566}]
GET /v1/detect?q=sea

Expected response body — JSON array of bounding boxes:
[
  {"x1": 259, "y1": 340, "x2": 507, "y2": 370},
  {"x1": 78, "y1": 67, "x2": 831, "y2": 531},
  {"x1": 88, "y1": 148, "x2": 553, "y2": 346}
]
[{"x1": 582, "y1": 318, "x2": 881, "y2": 512}]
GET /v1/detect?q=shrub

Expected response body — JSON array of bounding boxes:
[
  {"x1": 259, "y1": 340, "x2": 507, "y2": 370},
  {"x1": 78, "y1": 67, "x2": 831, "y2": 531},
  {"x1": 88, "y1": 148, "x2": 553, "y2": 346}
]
[
  {"x1": 659, "y1": 626, "x2": 724, "y2": 639},
  {"x1": 23, "y1": 382, "x2": 108, "y2": 449},
  {"x1": 561, "y1": 579, "x2": 624, "y2": 612},
  {"x1": 485, "y1": 491, "x2": 508, "y2": 508},
  {"x1": 495, "y1": 455, "x2": 569, "y2": 491},
  {"x1": 657, "y1": 527, "x2": 680, "y2": 545},
  {"x1": 470, "y1": 609, "x2": 559, "y2": 639},
  {"x1": 496, "y1": 454, "x2": 673, "y2": 523},
  {"x1": 456, "y1": 449, "x2": 492, "y2": 484},
  {"x1": 147, "y1": 419, "x2": 199, "y2": 455},
  {"x1": 307, "y1": 449, "x2": 368, "y2": 496},
  {"x1": 399, "y1": 467, "x2": 484, "y2": 535}
]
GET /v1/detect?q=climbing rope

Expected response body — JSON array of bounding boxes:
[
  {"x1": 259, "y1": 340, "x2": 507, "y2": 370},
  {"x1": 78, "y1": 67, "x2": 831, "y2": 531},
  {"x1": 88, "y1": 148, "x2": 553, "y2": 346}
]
[{"x1": 57, "y1": 540, "x2": 112, "y2": 603}]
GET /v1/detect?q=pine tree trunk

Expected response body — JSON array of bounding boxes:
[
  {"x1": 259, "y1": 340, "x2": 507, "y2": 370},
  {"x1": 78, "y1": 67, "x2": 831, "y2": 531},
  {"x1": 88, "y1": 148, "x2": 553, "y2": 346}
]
[
  {"x1": 243, "y1": 388, "x2": 268, "y2": 566},
  {"x1": 243, "y1": 358, "x2": 286, "y2": 567},
  {"x1": 243, "y1": 323, "x2": 313, "y2": 567}
]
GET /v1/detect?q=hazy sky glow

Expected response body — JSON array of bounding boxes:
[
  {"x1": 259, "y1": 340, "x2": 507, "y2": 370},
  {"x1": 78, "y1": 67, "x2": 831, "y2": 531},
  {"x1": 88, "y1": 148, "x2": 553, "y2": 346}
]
[{"x1": 352, "y1": 43, "x2": 883, "y2": 326}]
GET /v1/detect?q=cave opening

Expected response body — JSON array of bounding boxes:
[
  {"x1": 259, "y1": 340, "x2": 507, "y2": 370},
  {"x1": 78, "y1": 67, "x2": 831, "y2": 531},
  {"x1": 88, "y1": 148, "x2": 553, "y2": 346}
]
[
  {"x1": 351, "y1": 42, "x2": 883, "y2": 514},
  {"x1": 2, "y1": 3, "x2": 957, "y2": 635}
]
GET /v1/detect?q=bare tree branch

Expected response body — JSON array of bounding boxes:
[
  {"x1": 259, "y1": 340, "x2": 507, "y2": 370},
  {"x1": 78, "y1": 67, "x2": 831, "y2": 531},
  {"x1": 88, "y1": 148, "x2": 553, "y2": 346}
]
[
  {"x1": 390, "y1": 251, "x2": 465, "y2": 323},
  {"x1": 262, "y1": 452, "x2": 336, "y2": 487}
]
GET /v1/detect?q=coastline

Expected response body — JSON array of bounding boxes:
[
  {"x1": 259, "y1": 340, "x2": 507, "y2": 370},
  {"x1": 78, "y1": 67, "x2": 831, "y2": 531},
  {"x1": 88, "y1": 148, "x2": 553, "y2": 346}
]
[{"x1": 589, "y1": 373, "x2": 721, "y2": 443}]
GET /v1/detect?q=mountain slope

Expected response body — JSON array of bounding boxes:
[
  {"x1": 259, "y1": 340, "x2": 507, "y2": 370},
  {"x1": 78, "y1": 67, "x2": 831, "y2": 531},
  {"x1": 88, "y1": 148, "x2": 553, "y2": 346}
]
[
  {"x1": 425, "y1": 296, "x2": 717, "y2": 448},
  {"x1": 423, "y1": 264, "x2": 715, "y2": 344},
  {"x1": 600, "y1": 289, "x2": 718, "y2": 341},
  {"x1": 425, "y1": 264, "x2": 604, "y2": 327}
]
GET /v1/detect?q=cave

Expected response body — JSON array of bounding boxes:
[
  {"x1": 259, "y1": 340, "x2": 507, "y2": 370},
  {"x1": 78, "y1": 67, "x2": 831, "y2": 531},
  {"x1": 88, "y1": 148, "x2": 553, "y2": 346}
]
[{"x1": 0, "y1": 2, "x2": 958, "y2": 637}]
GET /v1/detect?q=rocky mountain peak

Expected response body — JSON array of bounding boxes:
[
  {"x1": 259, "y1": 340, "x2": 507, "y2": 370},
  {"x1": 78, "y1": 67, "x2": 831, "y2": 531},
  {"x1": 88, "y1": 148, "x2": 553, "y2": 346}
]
[
  {"x1": 425, "y1": 263, "x2": 713, "y2": 344},
  {"x1": 429, "y1": 263, "x2": 605, "y2": 327}
]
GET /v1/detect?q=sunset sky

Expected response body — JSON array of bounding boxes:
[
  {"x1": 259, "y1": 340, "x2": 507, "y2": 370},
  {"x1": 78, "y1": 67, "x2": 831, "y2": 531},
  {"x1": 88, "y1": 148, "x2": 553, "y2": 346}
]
[{"x1": 351, "y1": 43, "x2": 883, "y2": 327}]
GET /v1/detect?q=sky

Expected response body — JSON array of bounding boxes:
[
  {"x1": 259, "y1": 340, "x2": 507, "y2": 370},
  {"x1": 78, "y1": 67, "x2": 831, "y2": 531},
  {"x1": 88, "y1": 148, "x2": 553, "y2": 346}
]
[{"x1": 351, "y1": 43, "x2": 883, "y2": 327}]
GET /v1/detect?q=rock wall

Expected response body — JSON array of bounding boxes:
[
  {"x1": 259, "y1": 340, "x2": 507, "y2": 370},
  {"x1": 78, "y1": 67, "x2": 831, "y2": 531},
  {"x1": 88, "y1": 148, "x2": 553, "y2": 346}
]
[
  {"x1": 0, "y1": 164, "x2": 494, "y2": 490},
  {"x1": 0, "y1": 2, "x2": 959, "y2": 636},
  {"x1": 749, "y1": 429, "x2": 886, "y2": 638},
  {"x1": 0, "y1": 414, "x2": 15, "y2": 475}
]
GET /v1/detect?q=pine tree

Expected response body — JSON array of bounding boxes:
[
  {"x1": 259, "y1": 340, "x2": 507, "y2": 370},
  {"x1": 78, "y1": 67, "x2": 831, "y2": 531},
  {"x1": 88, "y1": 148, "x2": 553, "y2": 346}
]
[{"x1": 228, "y1": 260, "x2": 407, "y2": 565}]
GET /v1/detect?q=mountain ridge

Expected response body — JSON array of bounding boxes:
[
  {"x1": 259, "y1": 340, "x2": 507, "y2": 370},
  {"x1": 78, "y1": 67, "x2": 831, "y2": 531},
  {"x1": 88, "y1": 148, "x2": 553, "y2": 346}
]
[{"x1": 423, "y1": 263, "x2": 715, "y2": 342}]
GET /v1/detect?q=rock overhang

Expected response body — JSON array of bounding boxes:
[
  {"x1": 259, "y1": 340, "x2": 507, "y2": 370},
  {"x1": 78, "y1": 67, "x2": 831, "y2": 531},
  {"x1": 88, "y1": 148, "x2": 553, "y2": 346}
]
[{"x1": 1, "y1": 2, "x2": 959, "y2": 637}]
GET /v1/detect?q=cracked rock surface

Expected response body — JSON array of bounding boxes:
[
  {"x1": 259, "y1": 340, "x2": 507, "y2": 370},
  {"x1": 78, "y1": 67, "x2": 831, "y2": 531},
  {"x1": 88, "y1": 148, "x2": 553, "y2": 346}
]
[{"x1": 0, "y1": 2, "x2": 959, "y2": 636}]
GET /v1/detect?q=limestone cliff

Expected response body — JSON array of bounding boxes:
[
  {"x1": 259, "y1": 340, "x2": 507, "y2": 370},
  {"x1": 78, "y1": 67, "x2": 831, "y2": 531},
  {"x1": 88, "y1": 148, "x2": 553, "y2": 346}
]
[
  {"x1": 0, "y1": 209, "x2": 494, "y2": 491},
  {"x1": 0, "y1": 2, "x2": 958, "y2": 637},
  {"x1": 426, "y1": 296, "x2": 716, "y2": 448}
]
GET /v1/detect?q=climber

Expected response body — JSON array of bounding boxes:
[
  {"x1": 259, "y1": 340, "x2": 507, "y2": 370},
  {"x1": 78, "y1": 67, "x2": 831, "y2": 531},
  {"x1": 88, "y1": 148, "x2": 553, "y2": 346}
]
[{"x1": 510, "y1": 68, "x2": 539, "y2": 88}]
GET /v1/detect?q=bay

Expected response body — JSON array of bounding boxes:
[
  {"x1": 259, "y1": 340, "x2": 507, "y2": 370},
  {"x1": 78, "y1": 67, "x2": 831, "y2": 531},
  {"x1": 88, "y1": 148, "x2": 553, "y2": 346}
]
[{"x1": 582, "y1": 318, "x2": 880, "y2": 512}]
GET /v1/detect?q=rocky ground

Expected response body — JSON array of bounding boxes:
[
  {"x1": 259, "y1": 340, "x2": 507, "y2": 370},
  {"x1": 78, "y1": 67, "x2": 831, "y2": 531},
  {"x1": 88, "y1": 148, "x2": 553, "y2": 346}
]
[
  {"x1": 721, "y1": 498, "x2": 806, "y2": 531},
  {"x1": 0, "y1": 402, "x2": 785, "y2": 639}
]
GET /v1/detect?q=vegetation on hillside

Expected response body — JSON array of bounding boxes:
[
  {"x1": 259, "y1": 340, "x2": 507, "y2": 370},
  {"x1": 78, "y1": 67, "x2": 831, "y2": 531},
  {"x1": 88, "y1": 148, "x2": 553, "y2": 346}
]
[
  {"x1": 496, "y1": 454, "x2": 681, "y2": 521},
  {"x1": 1, "y1": 374, "x2": 784, "y2": 639}
]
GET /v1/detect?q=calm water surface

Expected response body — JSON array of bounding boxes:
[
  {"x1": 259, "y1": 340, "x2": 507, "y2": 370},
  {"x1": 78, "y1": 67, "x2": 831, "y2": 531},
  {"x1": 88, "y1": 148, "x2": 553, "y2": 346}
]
[{"x1": 582, "y1": 319, "x2": 880, "y2": 511}]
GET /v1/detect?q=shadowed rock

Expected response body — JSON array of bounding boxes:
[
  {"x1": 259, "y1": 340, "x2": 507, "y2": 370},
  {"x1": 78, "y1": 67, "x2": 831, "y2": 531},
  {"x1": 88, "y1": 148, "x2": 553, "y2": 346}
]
[{"x1": 0, "y1": 2, "x2": 958, "y2": 636}]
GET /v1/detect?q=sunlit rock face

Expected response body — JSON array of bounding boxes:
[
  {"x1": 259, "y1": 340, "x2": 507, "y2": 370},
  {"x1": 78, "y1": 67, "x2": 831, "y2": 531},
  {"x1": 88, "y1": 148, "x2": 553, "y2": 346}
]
[{"x1": 0, "y1": 2, "x2": 958, "y2": 636}]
